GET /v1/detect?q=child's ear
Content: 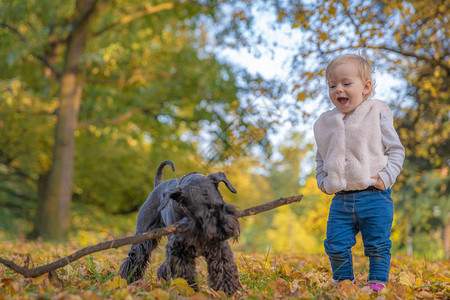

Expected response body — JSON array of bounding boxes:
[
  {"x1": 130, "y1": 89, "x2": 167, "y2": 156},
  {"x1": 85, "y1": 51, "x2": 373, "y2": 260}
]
[{"x1": 363, "y1": 80, "x2": 372, "y2": 95}]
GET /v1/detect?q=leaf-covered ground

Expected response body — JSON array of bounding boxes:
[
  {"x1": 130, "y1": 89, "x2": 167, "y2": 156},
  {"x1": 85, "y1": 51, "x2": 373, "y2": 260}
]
[{"x1": 0, "y1": 239, "x2": 448, "y2": 299}]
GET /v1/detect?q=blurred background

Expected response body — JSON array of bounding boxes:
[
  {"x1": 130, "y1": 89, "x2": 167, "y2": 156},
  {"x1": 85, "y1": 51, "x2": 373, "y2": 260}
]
[{"x1": 0, "y1": 0, "x2": 448, "y2": 260}]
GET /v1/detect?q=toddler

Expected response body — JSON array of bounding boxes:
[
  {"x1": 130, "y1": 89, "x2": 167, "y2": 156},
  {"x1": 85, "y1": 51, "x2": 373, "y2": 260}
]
[{"x1": 313, "y1": 54, "x2": 405, "y2": 292}]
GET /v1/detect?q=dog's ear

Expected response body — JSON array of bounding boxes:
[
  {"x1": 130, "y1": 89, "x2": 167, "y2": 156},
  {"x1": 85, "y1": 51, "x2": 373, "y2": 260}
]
[
  {"x1": 169, "y1": 187, "x2": 183, "y2": 202},
  {"x1": 207, "y1": 172, "x2": 237, "y2": 194},
  {"x1": 169, "y1": 186, "x2": 194, "y2": 209},
  {"x1": 159, "y1": 187, "x2": 185, "y2": 211}
]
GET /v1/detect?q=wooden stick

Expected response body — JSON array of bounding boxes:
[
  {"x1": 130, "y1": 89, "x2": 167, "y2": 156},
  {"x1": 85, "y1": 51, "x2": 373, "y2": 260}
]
[
  {"x1": 0, "y1": 195, "x2": 302, "y2": 278},
  {"x1": 0, "y1": 224, "x2": 183, "y2": 278},
  {"x1": 236, "y1": 195, "x2": 303, "y2": 218}
]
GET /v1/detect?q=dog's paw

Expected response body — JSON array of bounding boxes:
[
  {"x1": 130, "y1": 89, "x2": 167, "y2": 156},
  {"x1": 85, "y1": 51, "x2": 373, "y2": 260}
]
[{"x1": 156, "y1": 261, "x2": 171, "y2": 280}]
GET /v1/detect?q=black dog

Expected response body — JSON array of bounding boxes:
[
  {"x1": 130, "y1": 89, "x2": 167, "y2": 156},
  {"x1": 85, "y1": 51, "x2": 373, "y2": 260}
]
[{"x1": 120, "y1": 161, "x2": 242, "y2": 294}]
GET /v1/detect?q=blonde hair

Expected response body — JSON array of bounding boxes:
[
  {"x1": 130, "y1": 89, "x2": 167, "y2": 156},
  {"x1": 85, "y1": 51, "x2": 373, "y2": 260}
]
[{"x1": 325, "y1": 54, "x2": 375, "y2": 99}]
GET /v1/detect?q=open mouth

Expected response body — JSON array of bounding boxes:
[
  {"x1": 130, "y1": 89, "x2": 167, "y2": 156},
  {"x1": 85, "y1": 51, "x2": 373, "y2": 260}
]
[{"x1": 337, "y1": 97, "x2": 349, "y2": 105}]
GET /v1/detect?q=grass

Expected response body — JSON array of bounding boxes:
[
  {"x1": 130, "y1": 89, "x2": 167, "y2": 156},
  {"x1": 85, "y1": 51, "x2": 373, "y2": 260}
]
[{"x1": 0, "y1": 238, "x2": 449, "y2": 299}]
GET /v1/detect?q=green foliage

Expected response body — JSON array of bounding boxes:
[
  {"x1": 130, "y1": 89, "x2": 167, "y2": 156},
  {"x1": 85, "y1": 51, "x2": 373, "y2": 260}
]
[{"x1": 0, "y1": 0, "x2": 270, "y2": 235}]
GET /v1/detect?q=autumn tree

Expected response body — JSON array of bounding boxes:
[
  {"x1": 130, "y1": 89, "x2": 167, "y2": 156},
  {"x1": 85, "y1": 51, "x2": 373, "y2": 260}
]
[
  {"x1": 281, "y1": 0, "x2": 449, "y2": 258},
  {"x1": 214, "y1": 0, "x2": 448, "y2": 259},
  {"x1": 0, "y1": 0, "x2": 280, "y2": 240},
  {"x1": 265, "y1": 131, "x2": 317, "y2": 253}
]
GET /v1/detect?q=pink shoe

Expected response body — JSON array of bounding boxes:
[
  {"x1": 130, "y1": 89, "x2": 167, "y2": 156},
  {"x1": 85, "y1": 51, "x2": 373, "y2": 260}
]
[{"x1": 368, "y1": 282, "x2": 385, "y2": 292}]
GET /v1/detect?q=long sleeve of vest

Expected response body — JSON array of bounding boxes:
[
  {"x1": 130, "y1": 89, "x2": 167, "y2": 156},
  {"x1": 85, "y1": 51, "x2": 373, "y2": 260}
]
[
  {"x1": 315, "y1": 150, "x2": 327, "y2": 190},
  {"x1": 378, "y1": 111, "x2": 405, "y2": 188}
]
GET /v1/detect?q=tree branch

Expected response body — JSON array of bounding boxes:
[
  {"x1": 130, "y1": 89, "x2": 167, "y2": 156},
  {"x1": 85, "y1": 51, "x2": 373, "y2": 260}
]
[
  {"x1": 0, "y1": 186, "x2": 36, "y2": 202},
  {"x1": 78, "y1": 107, "x2": 159, "y2": 128},
  {"x1": 0, "y1": 195, "x2": 302, "y2": 278},
  {"x1": 0, "y1": 23, "x2": 62, "y2": 79},
  {"x1": 77, "y1": 105, "x2": 201, "y2": 129},
  {"x1": 93, "y1": 2, "x2": 175, "y2": 37},
  {"x1": 78, "y1": 108, "x2": 144, "y2": 128},
  {"x1": 0, "y1": 153, "x2": 37, "y2": 183},
  {"x1": 365, "y1": 45, "x2": 449, "y2": 73}
]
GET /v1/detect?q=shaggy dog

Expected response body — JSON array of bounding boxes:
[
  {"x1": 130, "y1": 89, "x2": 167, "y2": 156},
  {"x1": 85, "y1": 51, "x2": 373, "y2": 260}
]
[{"x1": 120, "y1": 161, "x2": 242, "y2": 294}]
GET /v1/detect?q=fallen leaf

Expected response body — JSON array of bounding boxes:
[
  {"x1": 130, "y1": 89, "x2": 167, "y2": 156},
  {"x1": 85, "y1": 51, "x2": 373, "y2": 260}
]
[
  {"x1": 335, "y1": 279, "x2": 360, "y2": 299},
  {"x1": 106, "y1": 275, "x2": 127, "y2": 289},
  {"x1": 190, "y1": 292, "x2": 209, "y2": 300},
  {"x1": 169, "y1": 278, "x2": 195, "y2": 296},
  {"x1": 0, "y1": 277, "x2": 14, "y2": 286},
  {"x1": 77, "y1": 291, "x2": 103, "y2": 300},
  {"x1": 269, "y1": 278, "x2": 289, "y2": 294},
  {"x1": 398, "y1": 271, "x2": 416, "y2": 287},
  {"x1": 416, "y1": 290, "x2": 435, "y2": 299},
  {"x1": 114, "y1": 288, "x2": 132, "y2": 300},
  {"x1": 147, "y1": 288, "x2": 170, "y2": 300},
  {"x1": 31, "y1": 273, "x2": 49, "y2": 286}
]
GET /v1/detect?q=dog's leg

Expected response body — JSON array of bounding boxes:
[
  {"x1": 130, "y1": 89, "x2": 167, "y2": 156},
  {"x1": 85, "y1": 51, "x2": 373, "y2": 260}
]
[
  {"x1": 205, "y1": 241, "x2": 242, "y2": 295},
  {"x1": 158, "y1": 235, "x2": 198, "y2": 290},
  {"x1": 120, "y1": 238, "x2": 159, "y2": 283},
  {"x1": 120, "y1": 190, "x2": 166, "y2": 284},
  {"x1": 156, "y1": 251, "x2": 171, "y2": 280}
]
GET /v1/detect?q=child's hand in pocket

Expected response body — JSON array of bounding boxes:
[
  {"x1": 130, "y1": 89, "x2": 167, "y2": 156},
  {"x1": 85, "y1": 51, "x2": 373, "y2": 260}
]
[
  {"x1": 320, "y1": 183, "x2": 332, "y2": 195},
  {"x1": 370, "y1": 174, "x2": 386, "y2": 190}
]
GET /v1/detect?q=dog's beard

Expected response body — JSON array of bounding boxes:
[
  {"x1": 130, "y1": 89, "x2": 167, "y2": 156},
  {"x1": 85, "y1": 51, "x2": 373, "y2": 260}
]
[{"x1": 183, "y1": 203, "x2": 240, "y2": 243}]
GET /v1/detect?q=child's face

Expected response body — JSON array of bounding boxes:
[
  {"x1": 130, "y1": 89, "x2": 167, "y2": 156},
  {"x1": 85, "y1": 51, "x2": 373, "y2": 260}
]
[{"x1": 327, "y1": 62, "x2": 372, "y2": 115}]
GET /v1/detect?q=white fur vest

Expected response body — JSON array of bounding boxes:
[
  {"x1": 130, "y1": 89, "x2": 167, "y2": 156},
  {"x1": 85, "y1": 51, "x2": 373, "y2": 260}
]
[{"x1": 314, "y1": 99, "x2": 392, "y2": 193}]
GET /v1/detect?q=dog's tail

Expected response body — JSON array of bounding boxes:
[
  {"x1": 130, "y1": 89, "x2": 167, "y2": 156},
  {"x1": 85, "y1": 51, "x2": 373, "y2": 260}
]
[{"x1": 154, "y1": 160, "x2": 175, "y2": 188}]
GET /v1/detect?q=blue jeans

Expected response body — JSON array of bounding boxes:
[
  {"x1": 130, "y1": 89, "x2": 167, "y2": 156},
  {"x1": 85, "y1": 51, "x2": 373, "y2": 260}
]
[{"x1": 324, "y1": 187, "x2": 394, "y2": 283}]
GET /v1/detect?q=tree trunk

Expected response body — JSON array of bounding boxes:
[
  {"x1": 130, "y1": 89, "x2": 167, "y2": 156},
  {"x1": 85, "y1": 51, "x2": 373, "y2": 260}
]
[
  {"x1": 444, "y1": 215, "x2": 450, "y2": 260},
  {"x1": 37, "y1": 0, "x2": 99, "y2": 240},
  {"x1": 39, "y1": 74, "x2": 82, "y2": 240},
  {"x1": 28, "y1": 171, "x2": 49, "y2": 239},
  {"x1": 406, "y1": 220, "x2": 413, "y2": 257}
]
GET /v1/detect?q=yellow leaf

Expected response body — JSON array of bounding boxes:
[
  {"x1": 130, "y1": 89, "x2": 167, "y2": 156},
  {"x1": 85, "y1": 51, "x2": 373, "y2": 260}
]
[
  {"x1": 296, "y1": 92, "x2": 307, "y2": 102},
  {"x1": 398, "y1": 271, "x2": 416, "y2": 287},
  {"x1": 78, "y1": 291, "x2": 102, "y2": 300},
  {"x1": 119, "y1": 289, "x2": 132, "y2": 300},
  {"x1": 417, "y1": 290, "x2": 434, "y2": 299},
  {"x1": 148, "y1": 288, "x2": 170, "y2": 300},
  {"x1": 107, "y1": 276, "x2": 127, "y2": 289},
  {"x1": 31, "y1": 274, "x2": 48, "y2": 286},
  {"x1": 190, "y1": 292, "x2": 209, "y2": 300},
  {"x1": 415, "y1": 277, "x2": 423, "y2": 286},
  {"x1": 169, "y1": 278, "x2": 195, "y2": 296},
  {"x1": 334, "y1": 279, "x2": 360, "y2": 298}
]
